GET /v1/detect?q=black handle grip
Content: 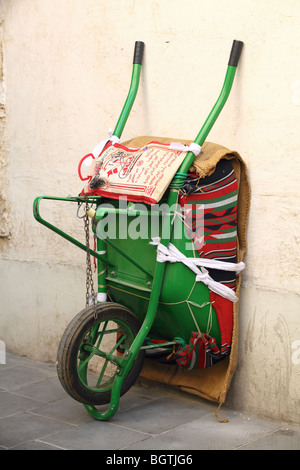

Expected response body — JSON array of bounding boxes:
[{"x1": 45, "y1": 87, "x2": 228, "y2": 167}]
[
  {"x1": 133, "y1": 41, "x2": 145, "y2": 65},
  {"x1": 228, "y1": 40, "x2": 243, "y2": 67}
]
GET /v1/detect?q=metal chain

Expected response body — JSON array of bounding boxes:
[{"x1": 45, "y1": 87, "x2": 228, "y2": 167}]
[{"x1": 83, "y1": 199, "x2": 97, "y2": 317}]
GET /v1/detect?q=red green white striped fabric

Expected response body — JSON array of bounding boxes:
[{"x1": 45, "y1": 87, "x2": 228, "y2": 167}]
[
  {"x1": 174, "y1": 332, "x2": 223, "y2": 370},
  {"x1": 174, "y1": 159, "x2": 238, "y2": 369}
]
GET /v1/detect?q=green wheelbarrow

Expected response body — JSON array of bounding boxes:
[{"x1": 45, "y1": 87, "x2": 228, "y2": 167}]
[{"x1": 33, "y1": 40, "x2": 243, "y2": 420}]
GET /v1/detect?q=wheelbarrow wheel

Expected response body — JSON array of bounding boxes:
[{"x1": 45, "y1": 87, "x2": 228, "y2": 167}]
[{"x1": 56, "y1": 302, "x2": 145, "y2": 406}]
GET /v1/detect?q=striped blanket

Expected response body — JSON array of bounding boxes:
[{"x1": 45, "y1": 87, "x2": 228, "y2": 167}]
[
  {"x1": 179, "y1": 158, "x2": 238, "y2": 290},
  {"x1": 174, "y1": 158, "x2": 238, "y2": 369}
]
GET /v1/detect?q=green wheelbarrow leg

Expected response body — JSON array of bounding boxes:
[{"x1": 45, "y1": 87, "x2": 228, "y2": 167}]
[
  {"x1": 83, "y1": 221, "x2": 171, "y2": 421},
  {"x1": 81, "y1": 272, "x2": 168, "y2": 420},
  {"x1": 83, "y1": 375, "x2": 124, "y2": 420}
]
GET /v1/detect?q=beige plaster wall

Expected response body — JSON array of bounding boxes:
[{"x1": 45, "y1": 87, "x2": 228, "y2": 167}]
[{"x1": 0, "y1": 0, "x2": 299, "y2": 423}]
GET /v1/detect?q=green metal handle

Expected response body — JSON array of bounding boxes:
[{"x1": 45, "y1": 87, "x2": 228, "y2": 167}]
[
  {"x1": 178, "y1": 64, "x2": 240, "y2": 176},
  {"x1": 172, "y1": 39, "x2": 243, "y2": 179},
  {"x1": 113, "y1": 41, "x2": 144, "y2": 139},
  {"x1": 33, "y1": 196, "x2": 113, "y2": 266}
]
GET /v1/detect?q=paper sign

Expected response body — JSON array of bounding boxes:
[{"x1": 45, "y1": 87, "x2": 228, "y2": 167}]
[{"x1": 82, "y1": 141, "x2": 186, "y2": 204}]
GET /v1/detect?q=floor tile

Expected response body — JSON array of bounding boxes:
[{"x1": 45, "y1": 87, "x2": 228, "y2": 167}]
[
  {"x1": 42, "y1": 420, "x2": 151, "y2": 450},
  {"x1": 124, "y1": 409, "x2": 281, "y2": 450},
  {"x1": 0, "y1": 365, "x2": 56, "y2": 391},
  {"x1": 10, "y1": 440, "x2": 64, "y2": 450},
  {"x1": 1, "y1": 354, "x2": 299, "y2": 451},
  {"x1": 0, "y1": 411, "x2": 74, "y2": 449},
  {"x1": 110, "y1": 395, "x2": 215, "y2": 435},
  {"x1": 0, "y1": 353, "x2": 37, "y2": 370},
  {"x1": 12, "y1": 376, "x2": 66, "y2": 403},
  {"x1": 237, "y1": 426, "x2": 300, "y2": 450},
  {"x1": 30, "y1": 396, "x2": 94, "y2": 426},
  {"x1": 0, "y1": 391, "x2": 43, "y2": 418}
]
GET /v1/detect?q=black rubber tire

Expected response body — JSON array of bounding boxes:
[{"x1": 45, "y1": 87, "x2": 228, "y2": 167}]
[{"x1": 56, "y1": 302, "x2": 145, "y2": 405}]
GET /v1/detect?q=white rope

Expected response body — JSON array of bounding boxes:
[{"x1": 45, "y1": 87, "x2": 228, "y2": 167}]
[
  {"x1": 97, "y1": 293, "x2": 107, "y2": 302},
  {"x1": 169, "y1": 142, "x2": 202, "y2": 157},
  {"x1": 150, "y1": 238, "x2": 244, "y2": 302},
  {"x1": 108, "y1": 128, "x2": 121, "y2": 144},
  {"x1": 92, "y1": 129, "x2": 120, "y2": 159}
]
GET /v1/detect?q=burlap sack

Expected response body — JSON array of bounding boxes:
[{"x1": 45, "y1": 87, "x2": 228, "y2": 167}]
[{"x1": 122, "y1": 136, "x2": 250, "y2": 410}]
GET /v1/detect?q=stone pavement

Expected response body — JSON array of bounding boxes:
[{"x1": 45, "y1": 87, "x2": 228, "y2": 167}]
[{"x1": 0, "y1": 353, "x2": 299, "y2": 450}]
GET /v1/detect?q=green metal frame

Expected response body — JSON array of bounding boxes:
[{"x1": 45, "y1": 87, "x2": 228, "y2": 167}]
[
  {"x1": 33, "y1": 41, "x2": 241, "y2": 420},
  {"x1": 33, "y1": 196, "x2": 113, "y2": 266},
  {"x1": 113, "y1": 63, "x2": 142, "y2": 138}
]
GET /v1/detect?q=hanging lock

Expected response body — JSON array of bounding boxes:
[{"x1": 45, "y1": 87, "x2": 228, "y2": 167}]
[{"x1": 86, "y1": 207, "x2": 96, "y2": 218}]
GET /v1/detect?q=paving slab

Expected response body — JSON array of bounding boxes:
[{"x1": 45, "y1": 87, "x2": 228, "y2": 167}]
[
  {"x1": 1, "y1": 353, "x2": 299, "y2": 451},
  {"x1": 123, "y1": 409, "x2": 282, "y2": 450},
  {"x1": 0, "y1": 411, "x2": 74, "y2": 448}
]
